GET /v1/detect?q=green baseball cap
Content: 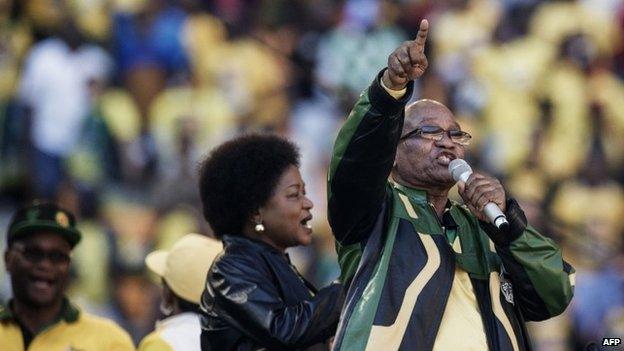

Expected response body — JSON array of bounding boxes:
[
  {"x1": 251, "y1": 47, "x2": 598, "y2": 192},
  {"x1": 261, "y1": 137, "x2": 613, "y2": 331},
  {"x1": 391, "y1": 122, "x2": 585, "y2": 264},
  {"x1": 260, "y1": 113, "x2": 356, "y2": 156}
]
[{"x1": 7, "y1": 201, "x2": 82, "y2": 248}]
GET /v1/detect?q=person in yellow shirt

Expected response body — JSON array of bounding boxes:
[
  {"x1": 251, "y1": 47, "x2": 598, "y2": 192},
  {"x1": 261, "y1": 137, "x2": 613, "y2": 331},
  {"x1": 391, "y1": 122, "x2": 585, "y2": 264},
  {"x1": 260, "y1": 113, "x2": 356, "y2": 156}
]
[
  {"x1": 138, "y1": 233, "x2": 222, "y2": 351},
  {"x1": 0, "y1": 201, "x2": 135, "y2": 351}
]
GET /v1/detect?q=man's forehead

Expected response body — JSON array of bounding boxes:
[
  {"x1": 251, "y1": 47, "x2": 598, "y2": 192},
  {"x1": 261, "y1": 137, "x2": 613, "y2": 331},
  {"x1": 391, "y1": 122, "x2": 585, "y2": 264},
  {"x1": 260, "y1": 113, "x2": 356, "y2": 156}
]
[
  {"x1": 404, "y1": 100, "x2": 459, "y2": 130},
  {"x1": 412, "y1": 116, "x2": 460, "y2": 128}
]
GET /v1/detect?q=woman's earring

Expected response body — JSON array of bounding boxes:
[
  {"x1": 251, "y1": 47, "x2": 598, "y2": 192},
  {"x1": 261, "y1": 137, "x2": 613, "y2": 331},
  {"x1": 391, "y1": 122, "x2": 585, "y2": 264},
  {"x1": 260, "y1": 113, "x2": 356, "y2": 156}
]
[{"x1": 254, "y1": 223, "x2": 265, "y2": 233}]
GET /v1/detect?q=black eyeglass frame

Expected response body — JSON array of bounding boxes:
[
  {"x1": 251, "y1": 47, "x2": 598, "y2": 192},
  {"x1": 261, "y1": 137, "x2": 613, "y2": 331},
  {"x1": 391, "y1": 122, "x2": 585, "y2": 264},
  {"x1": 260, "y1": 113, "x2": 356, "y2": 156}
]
[{"x1": 400, "y1": 125, "x2": 472, "y2": 146}]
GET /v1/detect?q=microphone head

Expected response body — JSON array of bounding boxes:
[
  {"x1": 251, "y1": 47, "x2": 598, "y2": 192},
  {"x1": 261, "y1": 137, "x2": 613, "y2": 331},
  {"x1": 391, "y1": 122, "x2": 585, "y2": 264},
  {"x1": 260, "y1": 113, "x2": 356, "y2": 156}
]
[{"x1": 449, "y1": 159, "x2": 472, "y2": 182}]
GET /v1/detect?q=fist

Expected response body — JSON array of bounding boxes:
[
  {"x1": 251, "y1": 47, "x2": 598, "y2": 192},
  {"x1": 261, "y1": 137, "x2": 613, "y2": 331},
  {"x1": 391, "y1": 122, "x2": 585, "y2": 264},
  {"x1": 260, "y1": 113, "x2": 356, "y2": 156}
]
[
  {"x1": 382, "y1": 19, "x2": 429, "y2": 90},
  {"x1": 457, "y1": 172, "x2": 506, "y2": 223}
]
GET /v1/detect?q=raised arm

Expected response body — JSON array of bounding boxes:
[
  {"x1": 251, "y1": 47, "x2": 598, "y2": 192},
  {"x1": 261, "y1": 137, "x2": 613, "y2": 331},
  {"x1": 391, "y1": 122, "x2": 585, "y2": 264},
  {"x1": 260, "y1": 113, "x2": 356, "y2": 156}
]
[{"x1": 328, "y1": 20, "x2": 429, "y2": 245}]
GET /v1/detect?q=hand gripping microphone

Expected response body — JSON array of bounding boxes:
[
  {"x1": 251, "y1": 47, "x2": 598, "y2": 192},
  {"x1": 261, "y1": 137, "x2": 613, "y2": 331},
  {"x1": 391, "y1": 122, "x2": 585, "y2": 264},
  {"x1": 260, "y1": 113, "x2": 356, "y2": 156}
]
[{"x1": 448, "y1": 159, "x2": 509, "y2": 229}]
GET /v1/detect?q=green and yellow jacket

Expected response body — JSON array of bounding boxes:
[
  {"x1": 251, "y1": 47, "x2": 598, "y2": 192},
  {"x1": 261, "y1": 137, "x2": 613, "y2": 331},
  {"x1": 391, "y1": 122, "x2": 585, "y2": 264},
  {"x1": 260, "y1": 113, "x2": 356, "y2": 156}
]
[{"x1": 327, "y1": 70, "x2": 575, "y2": 351}]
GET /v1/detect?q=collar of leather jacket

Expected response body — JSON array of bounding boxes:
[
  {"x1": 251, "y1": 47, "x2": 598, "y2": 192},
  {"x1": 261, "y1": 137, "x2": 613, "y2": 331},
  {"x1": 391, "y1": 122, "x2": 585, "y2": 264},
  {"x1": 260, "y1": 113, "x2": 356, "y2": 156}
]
[{"x1": 222, "y1": 234, "x2": 287, "y2": 256}]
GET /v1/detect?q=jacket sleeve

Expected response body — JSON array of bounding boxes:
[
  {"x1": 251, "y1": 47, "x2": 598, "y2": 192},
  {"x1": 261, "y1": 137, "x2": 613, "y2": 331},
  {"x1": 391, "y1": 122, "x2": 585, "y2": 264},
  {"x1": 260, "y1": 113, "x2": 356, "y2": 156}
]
[
  {"x1": 482, "y1": 199, "x2": 575, "y2": 321},
  {"x1": 327, "y1": 69, "x2": 413, "y2": 246},
  {"x1": 206, "y1": 255, "x2": 345, "y2": 351}
]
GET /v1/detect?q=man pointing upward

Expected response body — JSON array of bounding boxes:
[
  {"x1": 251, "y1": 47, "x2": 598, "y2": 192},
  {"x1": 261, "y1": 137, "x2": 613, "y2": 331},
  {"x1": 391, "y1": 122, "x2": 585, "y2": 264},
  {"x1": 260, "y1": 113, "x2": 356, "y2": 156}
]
[{"x1": 328, "y1": 19, "x2": 574, "y2": 351}]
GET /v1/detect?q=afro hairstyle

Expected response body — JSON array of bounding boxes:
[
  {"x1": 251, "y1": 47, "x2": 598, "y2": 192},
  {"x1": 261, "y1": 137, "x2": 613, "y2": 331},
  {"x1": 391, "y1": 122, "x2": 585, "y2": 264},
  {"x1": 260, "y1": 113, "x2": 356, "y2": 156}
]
[{"x1": 198, "y1": 134, "x2": 300, "y2": 237}]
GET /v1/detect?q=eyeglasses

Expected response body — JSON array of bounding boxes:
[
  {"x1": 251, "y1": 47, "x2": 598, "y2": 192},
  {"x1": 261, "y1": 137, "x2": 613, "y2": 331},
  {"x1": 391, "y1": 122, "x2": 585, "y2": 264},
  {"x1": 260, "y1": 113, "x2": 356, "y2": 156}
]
[
  {"x1": 400, "y1": 125, "x2": 472, "y2": 146},
  {"x1": 11, "y1": 243, "x2": 71, "y2": 265}
]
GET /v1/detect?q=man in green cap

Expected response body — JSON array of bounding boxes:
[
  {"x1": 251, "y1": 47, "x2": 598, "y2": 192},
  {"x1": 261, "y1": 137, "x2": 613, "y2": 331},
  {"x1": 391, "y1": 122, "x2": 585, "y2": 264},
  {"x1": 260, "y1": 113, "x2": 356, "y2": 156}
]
[{"x1": 1, "y1": 201, "x2": 135, "y2": 351}]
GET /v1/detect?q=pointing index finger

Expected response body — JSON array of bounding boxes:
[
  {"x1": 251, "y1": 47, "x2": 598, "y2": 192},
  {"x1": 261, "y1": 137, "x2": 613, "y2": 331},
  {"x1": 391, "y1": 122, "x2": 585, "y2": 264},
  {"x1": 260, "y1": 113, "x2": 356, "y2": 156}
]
[{"x1": 415, "y1": 19, "x2": 429, "y2": 47}]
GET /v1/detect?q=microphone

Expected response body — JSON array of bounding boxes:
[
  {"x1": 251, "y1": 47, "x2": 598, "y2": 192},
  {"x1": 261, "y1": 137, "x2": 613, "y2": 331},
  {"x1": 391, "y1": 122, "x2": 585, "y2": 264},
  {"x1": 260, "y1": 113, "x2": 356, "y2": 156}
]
[{"x1": 448, "y1": 159, "x2": 509, "y2": 229}]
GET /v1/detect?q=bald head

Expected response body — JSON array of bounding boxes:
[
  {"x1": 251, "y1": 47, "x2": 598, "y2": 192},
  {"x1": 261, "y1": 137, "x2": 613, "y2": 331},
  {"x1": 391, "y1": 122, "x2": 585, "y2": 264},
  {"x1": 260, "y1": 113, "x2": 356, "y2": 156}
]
[{"x1": 402, "y1": 99, "x2": 458, "y2": 137}]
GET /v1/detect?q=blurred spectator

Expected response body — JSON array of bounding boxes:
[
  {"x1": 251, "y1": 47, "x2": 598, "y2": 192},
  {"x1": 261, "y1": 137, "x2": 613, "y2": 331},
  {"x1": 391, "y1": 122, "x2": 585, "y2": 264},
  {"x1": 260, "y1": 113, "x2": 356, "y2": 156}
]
[
  {"x1": 67, "y1": 62, "x2": 121, "y2": 188},
  {"x1": 1, "y1": 201, "x2": 134, "y2": 350},
  {"x1": 570, "y1": 252, "x2": 624, "y2": 349},
  {"x1": 0, "y1": 1, "x2": 33, "y2": 199},
  {"x1": 315, "y1": 0, "x2": 406, "y2": 104},
  {"x1": 111, "y1": 267, "x2": 160, "y2": 345},
  {"x1": 55, "y1": 182, "x2": 118, "y2": 314},
  {"x1": 550, "y1": 104, "x2": 624, "y2": 269},
  {"x1": 17, "y1": 20, "x2": 112, "y2": 198},
  {"x1": 113, "y1": 0, "x2": 189, "y2": 79},
  {"x1": 138, "y1": 233, "x2": 222, "y2": 350},
  {"x1": 149, "y1": 82, "x2": 236, "y2": 178},
  {"x1": 111, "y1": 0, "x2": 190, "y2": 183}
]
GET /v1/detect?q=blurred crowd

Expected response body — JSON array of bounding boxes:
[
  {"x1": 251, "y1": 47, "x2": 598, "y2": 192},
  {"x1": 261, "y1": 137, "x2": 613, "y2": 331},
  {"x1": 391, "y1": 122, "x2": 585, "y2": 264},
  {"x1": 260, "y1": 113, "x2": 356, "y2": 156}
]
[{"x1": 1, "y1": 0, "x2": 623, "y2": 349}]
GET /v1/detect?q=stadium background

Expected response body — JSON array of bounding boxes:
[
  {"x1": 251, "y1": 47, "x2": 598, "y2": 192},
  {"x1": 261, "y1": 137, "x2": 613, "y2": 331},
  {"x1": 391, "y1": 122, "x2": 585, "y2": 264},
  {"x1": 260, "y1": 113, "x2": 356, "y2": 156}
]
[{"x1": 0, "y1": 0, "x2": 623, "y2": 349}]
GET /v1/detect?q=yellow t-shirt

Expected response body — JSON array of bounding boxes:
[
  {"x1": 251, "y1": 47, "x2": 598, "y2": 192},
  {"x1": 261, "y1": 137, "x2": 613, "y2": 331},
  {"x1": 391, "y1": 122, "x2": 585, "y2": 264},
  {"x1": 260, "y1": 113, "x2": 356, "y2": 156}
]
[
  {"x1": 433, "y1": 267, "x2": 489, "y2": 350},
  {"x1": 0, "y1": 301, "x2": 135, "y2": 351}
]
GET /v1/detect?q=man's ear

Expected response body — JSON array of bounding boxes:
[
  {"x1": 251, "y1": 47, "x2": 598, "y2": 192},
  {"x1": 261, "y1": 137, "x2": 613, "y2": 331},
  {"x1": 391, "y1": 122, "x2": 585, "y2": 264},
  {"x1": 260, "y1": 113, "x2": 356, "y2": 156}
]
[{"x1": 5, "y1": 249, "x2": 14, "y2": 274}]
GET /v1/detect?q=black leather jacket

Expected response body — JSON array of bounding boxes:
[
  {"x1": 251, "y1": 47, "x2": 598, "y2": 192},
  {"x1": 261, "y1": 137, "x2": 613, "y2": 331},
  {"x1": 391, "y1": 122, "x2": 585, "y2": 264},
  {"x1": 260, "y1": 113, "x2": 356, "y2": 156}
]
[{"x1": 200, "y1": 235, "x2": 345, "y2": 351}]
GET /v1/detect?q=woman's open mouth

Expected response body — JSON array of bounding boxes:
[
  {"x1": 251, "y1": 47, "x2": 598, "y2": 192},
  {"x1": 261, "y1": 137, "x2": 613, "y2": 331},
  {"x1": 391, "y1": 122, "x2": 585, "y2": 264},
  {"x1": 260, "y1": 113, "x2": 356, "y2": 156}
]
[{"x1": 300, "y1": 215, "x2": 313, "y2": 230}]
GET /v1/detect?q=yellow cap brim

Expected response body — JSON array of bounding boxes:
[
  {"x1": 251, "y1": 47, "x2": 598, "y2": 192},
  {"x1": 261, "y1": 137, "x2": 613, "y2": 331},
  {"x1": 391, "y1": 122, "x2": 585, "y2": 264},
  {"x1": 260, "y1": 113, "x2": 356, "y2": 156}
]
[{"x1": 145, "y1": 250, "x2": 168, "y2": 277}]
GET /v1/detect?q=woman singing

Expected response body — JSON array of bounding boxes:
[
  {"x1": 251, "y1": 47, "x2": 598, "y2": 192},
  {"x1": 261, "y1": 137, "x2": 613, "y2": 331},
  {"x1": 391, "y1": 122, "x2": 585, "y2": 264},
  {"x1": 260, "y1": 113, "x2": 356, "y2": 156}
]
[{"x1": 198, "y1": 134, "x2": 344, "y2": 351}]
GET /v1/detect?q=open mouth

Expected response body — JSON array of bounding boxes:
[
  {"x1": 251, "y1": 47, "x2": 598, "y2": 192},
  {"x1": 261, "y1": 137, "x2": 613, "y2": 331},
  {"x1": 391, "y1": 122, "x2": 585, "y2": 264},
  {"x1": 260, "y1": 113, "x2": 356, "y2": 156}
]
[
  {"x1": 436, "y1": 152, "x2": 456, "y2": 165},
  {"x1": 29, "y1": 276, "x2": 55, "y2": 290},
  {"x1": 300, "y1": 215, "x2": 313, "y2": 230}
]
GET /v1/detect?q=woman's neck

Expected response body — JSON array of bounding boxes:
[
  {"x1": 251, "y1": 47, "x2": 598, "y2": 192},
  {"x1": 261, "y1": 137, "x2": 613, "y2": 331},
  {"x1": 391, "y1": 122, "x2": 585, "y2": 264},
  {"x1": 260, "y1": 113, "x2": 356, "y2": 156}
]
[{"x1": 241, "y1": 228, "x2": 287, "y2": 253}]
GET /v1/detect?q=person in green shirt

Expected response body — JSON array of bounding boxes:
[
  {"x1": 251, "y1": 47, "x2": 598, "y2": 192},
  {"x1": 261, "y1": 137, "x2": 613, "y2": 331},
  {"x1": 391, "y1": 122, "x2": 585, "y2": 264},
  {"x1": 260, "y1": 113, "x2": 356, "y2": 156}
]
[
  {"x1": 1, "y1": 201, "x2": 135, "y2": 351},
  {"x1": 328, "y1": 19, "x2": 575, "y2": 351}
]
